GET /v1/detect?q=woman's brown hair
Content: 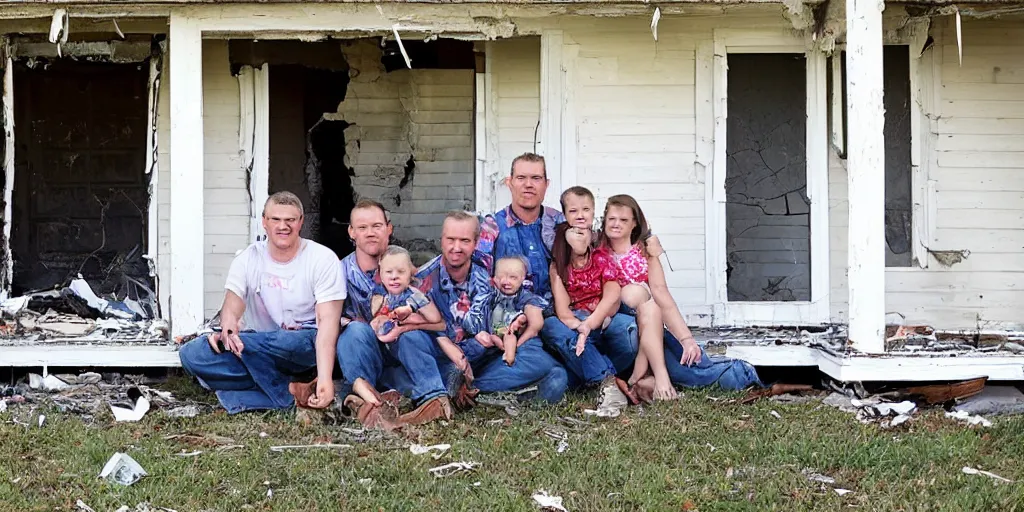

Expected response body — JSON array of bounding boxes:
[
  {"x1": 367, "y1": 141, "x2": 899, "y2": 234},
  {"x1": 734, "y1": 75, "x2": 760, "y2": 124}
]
[
  {"x1": 600, "y1": 194, "x2": 652, "y2": 256},
  {"x1": 551, "y1": 222, "x2": 581, "y2": 285}
]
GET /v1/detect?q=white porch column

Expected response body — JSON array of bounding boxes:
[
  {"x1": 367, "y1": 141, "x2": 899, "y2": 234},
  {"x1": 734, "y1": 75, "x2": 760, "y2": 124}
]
[
  {"x1": 539, "y1": 29, "x2": 564, "y2": 205},
  {"x1": 169, "y1": 14, "x2": 205, "y2": 337},
  {"x1": 845, "y1": 0, "x2": 886, "y2": 353}
]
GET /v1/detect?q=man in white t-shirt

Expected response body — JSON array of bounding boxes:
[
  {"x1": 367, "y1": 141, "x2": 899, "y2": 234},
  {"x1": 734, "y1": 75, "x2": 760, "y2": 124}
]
[{"x1": 178, "y1": 191, "x2": 347, "y2": 414}]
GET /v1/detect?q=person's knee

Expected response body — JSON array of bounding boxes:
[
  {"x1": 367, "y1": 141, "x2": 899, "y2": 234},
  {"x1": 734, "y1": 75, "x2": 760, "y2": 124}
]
[
  {"x1": 636, "y1": 301, "x2": 662, "y2": 328},
  {"x1": 178, "y1": 337, "x2": 211, "y2": 376},
  {"x1": 338, "y1": 322, "x2": 377, "y2": 351},
  {"x1": 539, "y1": 365, "x2": 569, "y2": 403},
  {"x1": 621, "y1": 284, "x2": 652, "y2": 309}
]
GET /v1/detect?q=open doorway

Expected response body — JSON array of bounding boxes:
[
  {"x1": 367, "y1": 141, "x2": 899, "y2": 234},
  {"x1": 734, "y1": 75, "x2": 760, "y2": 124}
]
[
  {"x1": 12, "y1": 59, "x2": 152, "y2": 297},
  {"x1": 232, "y1": 38, "x2": 478, "y2": 262}
]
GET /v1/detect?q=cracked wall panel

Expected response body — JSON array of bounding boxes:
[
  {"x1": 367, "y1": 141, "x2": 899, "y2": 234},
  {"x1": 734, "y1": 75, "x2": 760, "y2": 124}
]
[
  {"x1": 12, "y1": 59, "x2": 151, "y2": 296},
  {"x1": 725, "y1": 53, "x2": 809, "y2": 302}
]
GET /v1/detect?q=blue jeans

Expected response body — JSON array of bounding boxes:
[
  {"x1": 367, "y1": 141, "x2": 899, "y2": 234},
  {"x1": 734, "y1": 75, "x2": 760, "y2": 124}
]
[
  {"x1": 461, "y1": 337, "x2": 568, "y2": 404},
  {"x1": 179, "y1": 328, "x2": 319, "y2": 414},
  {"x1": 540, "y1": 313, "x2": 639, "y2": 387},
  {"x1": 337, "y1": 322, "x2": 449, "y2": 405},
  {"x1": 663, "y1": 332, "x2": 764, "y2": 390}
]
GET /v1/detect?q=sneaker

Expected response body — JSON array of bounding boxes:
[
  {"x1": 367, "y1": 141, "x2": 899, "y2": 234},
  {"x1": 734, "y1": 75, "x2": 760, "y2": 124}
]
[
  {"x1": 595, "y1": 375, "x2": 629, "y2": 416},
  {"x1": 397, "y1": 396, "x2": 453, "y2": 426}
]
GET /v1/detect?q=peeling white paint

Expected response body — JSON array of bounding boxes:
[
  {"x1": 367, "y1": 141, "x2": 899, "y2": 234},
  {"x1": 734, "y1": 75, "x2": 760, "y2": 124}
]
[
  {"x1": 650, "y1": 7, "x2": 661, "y2": 42},
  {"x1": 1, "y1": 44, "x2": 13, "y2": 301},
  {"x1": 144, "y1": 45, "x2": 163, "y2": 294}
]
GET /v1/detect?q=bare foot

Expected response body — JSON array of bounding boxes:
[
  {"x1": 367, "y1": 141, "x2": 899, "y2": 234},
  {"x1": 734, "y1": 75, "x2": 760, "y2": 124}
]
[
  {"x1": 631, "y1": 376, "x2": 657, "y2": 404},
  {"x1": 352, "y1": 378, "x2": 381, "y2": 406},
  {"x1": 653, "y1": 378, "x2": 678, "y2": 401}
]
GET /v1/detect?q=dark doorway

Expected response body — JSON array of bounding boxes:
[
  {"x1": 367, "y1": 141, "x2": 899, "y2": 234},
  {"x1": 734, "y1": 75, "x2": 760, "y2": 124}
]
[
  {"x1": 725, "y1": 53, "x2": 810, "y2": 302},
  {"x1": 11, "y1": 60, "x2": 151, "y2": 296}
]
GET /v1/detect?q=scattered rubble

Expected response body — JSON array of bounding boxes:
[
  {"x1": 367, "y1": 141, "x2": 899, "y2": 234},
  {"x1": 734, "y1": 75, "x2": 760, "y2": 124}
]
[
  {"x1": 821, "y1": 392, "x2": 917, "y2": 427},
  {"x1": 0, "y1": 277, "x2": 167, "y2": 345},
  {"x1": 99, "y1": 452, "x2": 147, "y2": 486},
  {"x1": 532, "y1": 490, "x2": 568, "y2": 512},
  {"x1": 410, "y1": 443, "x2": 450, "y2": 459},
  {"x1": 165, "y1": 405, "x2": 201, "y2": 419},
  {"x1": 944, "y1": 410, "x2": 993, "y2": 427},
  {"x1": 962, "y1": 466, "x2": 1013, "y2": 483},
  {"x1": 269, "y1": 444, "x2": 353, "y2": 452},
  {"x1": 5, "y1": 372, "x2": 184, "y2": 421},
  {"x1": 428, "y1": 461, "x2": 478, "y2": 478},
  {"x1": 110, "y1": 388, "x2": 151, "y2": 422}
]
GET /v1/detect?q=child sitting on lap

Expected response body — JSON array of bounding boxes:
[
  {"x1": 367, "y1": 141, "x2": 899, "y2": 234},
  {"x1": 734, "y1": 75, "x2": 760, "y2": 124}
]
[
  {"x1": 481, "y1": 256, "x2": 546, "y2": 366},
  {"x1": 370, "y1": 246, "x2": 442, "y2": 340}
]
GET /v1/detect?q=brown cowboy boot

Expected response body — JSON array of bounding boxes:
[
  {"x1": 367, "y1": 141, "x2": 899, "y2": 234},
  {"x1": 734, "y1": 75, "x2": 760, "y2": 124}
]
[
  {"x1": 289, "y1": 378, "x2": 318, "y2": 408},
  {"x1": 343, "y1": 390, "x2": 401, "y2": 431},
  {"x1": 397, "y1": 396, "x2": 453, "y2": 426},
  {"x1": 453, "y1": 383, "x2": 480, "y2": 410}
]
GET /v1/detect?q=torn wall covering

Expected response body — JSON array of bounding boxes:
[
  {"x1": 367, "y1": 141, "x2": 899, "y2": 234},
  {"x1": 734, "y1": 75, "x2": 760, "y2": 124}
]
[{"x1": 333, "y1": 40, "x2": 474, "y2": 260}]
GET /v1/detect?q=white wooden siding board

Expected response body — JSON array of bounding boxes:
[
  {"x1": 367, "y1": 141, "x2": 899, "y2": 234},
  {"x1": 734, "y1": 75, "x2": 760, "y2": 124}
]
[
  {"x1": 938, "y1": 152, "x2": 1024, "y2": 169},
  {"x1": 938, "y1": 118, "x2": 1024, "y2": 135}
]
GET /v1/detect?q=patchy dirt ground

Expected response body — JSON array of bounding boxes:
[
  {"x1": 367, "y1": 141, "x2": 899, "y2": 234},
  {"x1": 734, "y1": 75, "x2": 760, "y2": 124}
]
[{"x1": 1, "y1": 376, "x2": 1023, "y2": 511}]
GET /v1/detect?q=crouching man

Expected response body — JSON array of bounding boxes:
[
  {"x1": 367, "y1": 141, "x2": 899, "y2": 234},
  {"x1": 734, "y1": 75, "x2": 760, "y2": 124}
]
[{"x1": 178, "y1": 191, "x2": 346, "y2": 413}]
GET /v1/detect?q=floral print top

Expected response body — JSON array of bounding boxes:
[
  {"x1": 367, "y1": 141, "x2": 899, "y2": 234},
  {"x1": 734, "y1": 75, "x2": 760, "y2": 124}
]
[
  {"x1": 564, "y1": 247, "x2": 622, "y2": 314},
  {"x1": 611, "y1": 243, "x2": 649, "y2": 286}
]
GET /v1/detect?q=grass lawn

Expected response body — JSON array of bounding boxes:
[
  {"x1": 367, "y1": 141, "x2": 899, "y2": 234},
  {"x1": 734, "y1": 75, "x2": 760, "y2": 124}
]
[{"x1": 2, "y1": 377, "x2": 1023, "y2": 511}]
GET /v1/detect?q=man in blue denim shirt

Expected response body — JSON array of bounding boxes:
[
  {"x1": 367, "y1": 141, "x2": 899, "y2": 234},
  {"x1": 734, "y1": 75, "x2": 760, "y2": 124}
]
[
  {"x1": 480, "y1": 154, "x2": 636, "y2": 412},
  {"x1": 337, "y1": 199, "x2": 453, "y2": 427},
  {"x1": 417, "y1": 211, "x2": 567, "y2": 404}
]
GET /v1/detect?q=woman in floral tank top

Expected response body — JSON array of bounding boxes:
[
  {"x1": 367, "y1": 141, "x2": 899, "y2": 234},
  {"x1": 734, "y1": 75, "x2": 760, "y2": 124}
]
[{"x1": 601, "y1": 194, "x2": 703, "y2": 401}]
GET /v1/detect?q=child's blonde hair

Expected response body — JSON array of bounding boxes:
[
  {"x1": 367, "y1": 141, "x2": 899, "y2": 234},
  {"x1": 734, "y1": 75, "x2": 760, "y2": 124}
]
[
  {"x1": 495, "y1": 255, "x2": 530, "y2": 276},
  {"x1": 379, "y1": 245, "x2": 421, "y2": 287}
]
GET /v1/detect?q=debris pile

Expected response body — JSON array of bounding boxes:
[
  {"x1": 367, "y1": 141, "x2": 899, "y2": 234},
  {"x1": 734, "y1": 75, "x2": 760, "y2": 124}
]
[
  {"x1": 819, "y1": 377, "x2": 999, "y2": 428},
  {"x1": 1, "y1": 371, "x2": 195, "y2": 422},
  {"x1": 0, "y1": 277, "x2": 167, "y2": 345}
]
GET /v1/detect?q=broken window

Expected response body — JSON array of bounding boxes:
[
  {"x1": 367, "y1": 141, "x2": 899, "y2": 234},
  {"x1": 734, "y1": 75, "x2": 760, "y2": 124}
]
[
  {"x1": 725, "y1": 53, "x2": 810, "y2": 302},
  {"x1": 827, "y1": 46, "x2": 914, "y2": 267},
  {"x1": 234, "y1": 38, "x2": 477, "y2": 263},
  {"x1": 11, "y1": 59, "x2": 153, "y2": 298}
]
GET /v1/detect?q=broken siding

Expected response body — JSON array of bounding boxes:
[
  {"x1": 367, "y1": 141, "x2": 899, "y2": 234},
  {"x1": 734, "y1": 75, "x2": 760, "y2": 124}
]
[
  {"x1": 337, "y1": 41, "x2": 474, "y2": 255},
  {"x1": 201, "y1": 40, "x2": 246, "y2": 317},
  {"x1": 828, "y1": 18, "x2": 1024, "y2": 330}
]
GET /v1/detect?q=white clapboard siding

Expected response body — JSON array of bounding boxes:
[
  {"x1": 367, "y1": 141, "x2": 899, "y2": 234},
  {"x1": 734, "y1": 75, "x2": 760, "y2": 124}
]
[{"x1": 201, "y1": 41, "x2": 249, "y2": 318}]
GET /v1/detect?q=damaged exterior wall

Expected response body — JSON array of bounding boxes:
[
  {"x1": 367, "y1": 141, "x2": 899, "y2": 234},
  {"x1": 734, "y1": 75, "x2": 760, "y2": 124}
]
[
  {"x1": 29, "y1": 5, "x2": 1004, "y2": 331},
  {"x1": 334, "y1": 40, "x2": 474, "y2": 257},
  {"x1": 830, "y1": 16, "x2": 1024, "y2": 330}
]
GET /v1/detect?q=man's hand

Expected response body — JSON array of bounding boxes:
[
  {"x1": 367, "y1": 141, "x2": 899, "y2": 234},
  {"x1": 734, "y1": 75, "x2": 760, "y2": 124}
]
[
  {"x1": 208, "y1": 320, "x2": 244, "y2": 357},
  {"x1": 306, "y1": 379, "x2": 335, "y2": 409},
  {"x1": 475, "y1": 331, "x2": 495, "y2": 348},
  {"x1": 392, "y1": 305, "x2": 413, "y2": 322},
  {"x1": 679, "y1": 337, "x2": 702, "y2": 366}
]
